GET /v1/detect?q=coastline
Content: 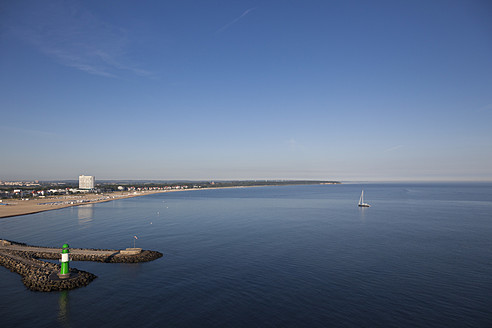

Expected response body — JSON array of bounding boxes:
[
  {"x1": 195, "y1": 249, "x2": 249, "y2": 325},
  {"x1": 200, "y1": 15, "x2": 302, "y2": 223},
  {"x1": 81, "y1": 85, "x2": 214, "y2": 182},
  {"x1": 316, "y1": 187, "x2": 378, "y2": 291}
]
[
  {"x1": 0, "y1": 183, "x2": 334, "y2": 219},
  {"x1": 0, "y1": 190, "x2": 174, "y2": 219}
]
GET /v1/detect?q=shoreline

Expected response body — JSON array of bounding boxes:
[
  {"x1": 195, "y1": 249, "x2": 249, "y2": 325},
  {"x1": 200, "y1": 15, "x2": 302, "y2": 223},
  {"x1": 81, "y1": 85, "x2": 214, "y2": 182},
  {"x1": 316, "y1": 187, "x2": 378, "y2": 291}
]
[
  {"x1": 0, "y1": 190, "x2": 176, "y2": 219},
  {"x1": 0, "y1": 183, "x2": 337, "y2": 219}
]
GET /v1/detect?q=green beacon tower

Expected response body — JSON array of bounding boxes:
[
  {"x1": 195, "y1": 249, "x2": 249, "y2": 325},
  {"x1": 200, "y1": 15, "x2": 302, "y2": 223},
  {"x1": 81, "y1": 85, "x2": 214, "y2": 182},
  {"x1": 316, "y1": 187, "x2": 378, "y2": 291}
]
[{"x1": 59, "y1": 243, "x2": 71, "y2": 279}]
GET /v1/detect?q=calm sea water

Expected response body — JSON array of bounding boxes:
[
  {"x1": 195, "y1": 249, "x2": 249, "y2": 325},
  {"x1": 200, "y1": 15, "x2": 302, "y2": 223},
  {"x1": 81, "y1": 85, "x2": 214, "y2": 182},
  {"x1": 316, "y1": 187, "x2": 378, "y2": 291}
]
[{"x1": 1, "y1": 183, "x2": 491, "y2": 327}]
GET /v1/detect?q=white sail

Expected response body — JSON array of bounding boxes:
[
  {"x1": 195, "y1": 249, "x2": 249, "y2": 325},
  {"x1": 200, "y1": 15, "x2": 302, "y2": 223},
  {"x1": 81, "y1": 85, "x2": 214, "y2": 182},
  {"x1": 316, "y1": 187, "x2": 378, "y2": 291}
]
[{"x1": 358, "y1": 190, "x2": 370, "y2": 207}]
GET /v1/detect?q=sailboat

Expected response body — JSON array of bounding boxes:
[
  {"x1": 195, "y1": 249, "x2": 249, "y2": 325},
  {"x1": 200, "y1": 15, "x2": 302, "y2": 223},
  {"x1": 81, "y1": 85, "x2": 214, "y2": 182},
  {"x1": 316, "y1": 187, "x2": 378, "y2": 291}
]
[{"x1": 358, "y1": 190, "x2": 370, "y2": 207}]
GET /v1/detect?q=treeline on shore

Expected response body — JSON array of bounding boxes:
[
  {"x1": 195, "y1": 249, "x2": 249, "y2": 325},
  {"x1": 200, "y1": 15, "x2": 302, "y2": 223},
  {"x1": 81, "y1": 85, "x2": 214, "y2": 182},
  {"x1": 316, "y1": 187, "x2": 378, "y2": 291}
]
[
  {"x1": 97, "y1": 180, "x2": 340, "y2": 191},
  {"x1": 0, "y1": 180, "x2": 340, "y2": 199}
]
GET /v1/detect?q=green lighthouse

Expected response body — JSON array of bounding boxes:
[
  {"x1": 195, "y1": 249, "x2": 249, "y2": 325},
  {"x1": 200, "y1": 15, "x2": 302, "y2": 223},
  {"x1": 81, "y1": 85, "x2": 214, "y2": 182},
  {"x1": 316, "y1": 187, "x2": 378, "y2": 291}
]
[{"x1": 58, "y1": 243, "x2": 70, "y2": 279}]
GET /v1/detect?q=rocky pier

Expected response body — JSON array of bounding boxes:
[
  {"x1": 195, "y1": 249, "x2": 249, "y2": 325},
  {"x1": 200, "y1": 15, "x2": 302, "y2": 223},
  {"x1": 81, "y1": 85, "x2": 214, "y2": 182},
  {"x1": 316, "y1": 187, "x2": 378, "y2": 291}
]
[{"x1": 0, "y1": 239, "x2": 163, "y2": 292}]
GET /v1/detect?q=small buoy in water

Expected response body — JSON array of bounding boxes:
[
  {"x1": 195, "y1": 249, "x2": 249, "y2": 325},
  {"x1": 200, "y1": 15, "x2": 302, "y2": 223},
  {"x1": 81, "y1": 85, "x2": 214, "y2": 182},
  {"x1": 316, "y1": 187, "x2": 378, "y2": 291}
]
[{"x1": 150, "y1": 222, "x2": 153, "y2": 224}]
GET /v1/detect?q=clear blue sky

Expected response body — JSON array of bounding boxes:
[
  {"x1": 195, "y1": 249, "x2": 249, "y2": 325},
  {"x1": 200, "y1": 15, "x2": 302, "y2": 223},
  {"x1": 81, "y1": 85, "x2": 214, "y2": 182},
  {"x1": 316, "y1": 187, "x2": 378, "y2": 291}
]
[{"x1": 1, "y1": 0, "x2": 491, "y2": 181}]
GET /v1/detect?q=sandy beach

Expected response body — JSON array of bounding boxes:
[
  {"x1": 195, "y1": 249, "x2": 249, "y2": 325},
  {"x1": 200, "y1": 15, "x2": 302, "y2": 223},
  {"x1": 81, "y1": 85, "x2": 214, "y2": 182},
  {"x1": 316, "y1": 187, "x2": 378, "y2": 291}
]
[
  {"x1": 0, "y1": 183, "x2": 330, "y2": 219},
  {"x1": 0, "y1": 186, "x2": 253, "y2": 219},
  {"x1": 0, "y1": 190, "x2": 170, "y2": 219}
]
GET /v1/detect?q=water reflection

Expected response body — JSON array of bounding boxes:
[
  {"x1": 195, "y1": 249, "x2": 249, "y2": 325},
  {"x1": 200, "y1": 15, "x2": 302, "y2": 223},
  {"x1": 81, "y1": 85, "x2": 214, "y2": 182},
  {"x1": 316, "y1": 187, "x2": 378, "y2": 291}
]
[
  {"x1": 78, "y1": 204, "x2": 94, "y2": 227},
  {"x1": 358, "y1": 206, "x2": 367, "y2": 220},
  {"x1": 119, "y1": 263, "x2": 143, "y2": 279},
  {"x1": 58, "y1": 290, "x2": 71, "y2": 327}
]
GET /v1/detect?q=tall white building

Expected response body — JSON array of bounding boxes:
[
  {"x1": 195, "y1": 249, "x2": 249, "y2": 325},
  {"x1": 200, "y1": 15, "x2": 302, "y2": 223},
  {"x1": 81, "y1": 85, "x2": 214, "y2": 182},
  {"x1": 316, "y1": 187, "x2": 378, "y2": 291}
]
[{"x1": 79, "y1": 175, "x2": 95, "y2": 190}]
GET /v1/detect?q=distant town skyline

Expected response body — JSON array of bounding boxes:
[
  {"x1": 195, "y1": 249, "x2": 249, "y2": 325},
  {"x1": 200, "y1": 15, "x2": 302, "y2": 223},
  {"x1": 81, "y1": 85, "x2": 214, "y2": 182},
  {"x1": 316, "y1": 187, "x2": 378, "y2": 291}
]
[{"x1": 1, "y1": 0, "x2": 491, "y2": 181}]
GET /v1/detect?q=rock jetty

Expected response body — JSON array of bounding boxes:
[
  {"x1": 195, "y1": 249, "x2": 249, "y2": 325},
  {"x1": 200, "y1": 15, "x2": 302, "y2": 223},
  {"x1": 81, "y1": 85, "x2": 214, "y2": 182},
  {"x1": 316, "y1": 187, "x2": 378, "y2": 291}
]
[
  {"x1": 0, "y1": 249, "x2": 97, "y2": 292},
  {"x1": 0, "y1": 239, "x2": 163, "y2": 292}
]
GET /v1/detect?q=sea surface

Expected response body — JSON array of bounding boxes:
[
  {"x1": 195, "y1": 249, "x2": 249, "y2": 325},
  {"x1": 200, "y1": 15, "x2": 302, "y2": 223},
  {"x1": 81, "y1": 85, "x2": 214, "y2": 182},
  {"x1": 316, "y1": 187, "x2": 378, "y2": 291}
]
[{"x1": 1, "y1": 183, "x2": 491, "y2": 327}]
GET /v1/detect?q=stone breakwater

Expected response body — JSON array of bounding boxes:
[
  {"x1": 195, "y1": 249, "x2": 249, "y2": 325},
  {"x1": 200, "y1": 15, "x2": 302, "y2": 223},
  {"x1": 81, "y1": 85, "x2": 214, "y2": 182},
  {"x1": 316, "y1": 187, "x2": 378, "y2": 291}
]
[
  {"x1": 0, "y1": 249, "x2": 97, "y2": 292},
  {"x1": 17, "y1": 248, "x2": 163, "y2": 263},
  {"x1": 0, "y1": 240, "x2": 163, "y2": 292}
]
